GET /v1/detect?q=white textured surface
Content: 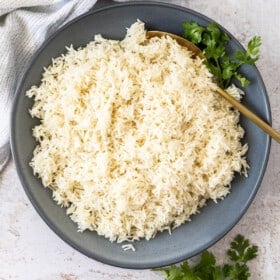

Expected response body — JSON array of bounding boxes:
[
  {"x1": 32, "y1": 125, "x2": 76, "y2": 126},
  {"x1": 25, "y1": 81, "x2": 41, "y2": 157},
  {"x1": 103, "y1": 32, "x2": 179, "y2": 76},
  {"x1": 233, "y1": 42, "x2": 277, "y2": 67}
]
[{"x1": 0, "y1": 0, "x2": 279, "y2": 279}]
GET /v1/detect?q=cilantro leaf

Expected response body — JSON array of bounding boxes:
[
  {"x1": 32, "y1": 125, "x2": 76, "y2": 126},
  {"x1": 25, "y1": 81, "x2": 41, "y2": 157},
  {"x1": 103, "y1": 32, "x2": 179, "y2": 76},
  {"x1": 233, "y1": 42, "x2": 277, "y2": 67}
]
[
  {"x1": 221, "y1": 55, "x2": 238, "y2": 80},
  {"x1": 223, "y1": 262, "x2": 251, "y2": 280},
  {"x1": 235, "y1": 36, "x2": 261, "y2": 65},
  {"x1": 234, "y1": 73, "x2": 250, "y2": 87},
  {"x1": 183, "y1": 22, "x2": 205, "y2": 44},
  {"x1": 158, "y1": 265, "x2": 185, "y2": 280},
  {"x1": 206, "y1": 22, "x2": 222, "y2": 42},
  {"x1": 212, "y1": 266, "x2": 225, "y2": 280},
  {"x1": 247, "y1": 36, "x2": 262, "y2": 57},
  {"x1": 227, "y1": 234, "x2": 258, "y2": 263},
  {"x1": 192, "y1": 251, "x2": 216, "y2": 279},
  {"x1": 155, "y1": 235, "x2": 258, "y2": 280},
  {"x1": 182, "y1": 21, "x2": 261, "y2": 89},
  {"x1": 155, "y1": 264, "x2": 200, "y2": 280}
]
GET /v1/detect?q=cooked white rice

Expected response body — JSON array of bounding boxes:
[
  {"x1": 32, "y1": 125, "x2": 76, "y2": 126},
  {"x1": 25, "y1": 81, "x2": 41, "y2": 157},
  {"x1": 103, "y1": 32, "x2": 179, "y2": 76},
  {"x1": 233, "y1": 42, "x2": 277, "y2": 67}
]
[{"x1": 26, "y1": 21, "x2": 248, "y2": 242}]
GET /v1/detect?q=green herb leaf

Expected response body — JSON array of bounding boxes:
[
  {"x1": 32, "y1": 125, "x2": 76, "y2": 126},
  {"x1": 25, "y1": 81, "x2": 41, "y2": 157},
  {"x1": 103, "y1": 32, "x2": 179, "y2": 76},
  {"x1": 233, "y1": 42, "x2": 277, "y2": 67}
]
[
  {"x1": 247, "y1": 36, "x2": 262, "y2": 57},
  {"x1": 192, "y1": 251, "x2": 216, "y2": 278},
  {"x1": 155, "y1": 235, "x2": 258, "y2": 280},
  {"x1": 180, "y1": 261, "x2": 201, "y2": 279},
  {"x1": 158, "y1": 265, "x2": 184, "y2": 280},
  {"x1": 227, "y1": 234, "x2": 258, "y2": 263},
  {"x1": 234, "y1": 73, "x2": 250, "y2": 87},
  {"x1": 221, "y1": 55, "x2": 238, "y2": 80},
  {"x1": 223, "y1": 263, "x2": 251, "y2": 280},
  {"x1": 235, "y1": 36, "x2": 261, "y2": 65},
  {"x1": 183, "y1": 22, "x2": 205, "y2": 44},
  {"x1": 206, "y1": 22, "x2": 222, "y2": 42},
  {"x1": 182, "y1": 21, "x2": 261, "y2": 89},
  {"x1": 212, "y1": 266, "x2": 226, "y2": 280}
]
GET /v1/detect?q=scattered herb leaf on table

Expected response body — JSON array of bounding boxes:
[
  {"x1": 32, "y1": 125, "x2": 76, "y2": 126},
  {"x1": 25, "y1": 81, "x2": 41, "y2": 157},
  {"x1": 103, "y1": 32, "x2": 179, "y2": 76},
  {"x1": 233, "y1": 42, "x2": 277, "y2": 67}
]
[{"x1": 154, "y1": 235, "x2": 258, "y2": 280}]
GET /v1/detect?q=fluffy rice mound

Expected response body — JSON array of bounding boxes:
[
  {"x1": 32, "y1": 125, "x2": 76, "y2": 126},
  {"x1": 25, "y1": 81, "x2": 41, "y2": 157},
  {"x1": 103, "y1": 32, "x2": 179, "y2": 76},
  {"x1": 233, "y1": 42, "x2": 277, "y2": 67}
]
[{"x1": 27, "y1": 21, "x2": 248, "y2": 242}]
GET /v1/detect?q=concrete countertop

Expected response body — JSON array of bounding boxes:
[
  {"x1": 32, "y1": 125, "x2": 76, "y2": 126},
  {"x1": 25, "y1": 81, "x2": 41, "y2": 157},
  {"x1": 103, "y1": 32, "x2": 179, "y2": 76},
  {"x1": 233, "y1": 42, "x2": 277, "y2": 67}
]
[{"x1": 1, "y1": 0, "x2": 279, "y2": 279}]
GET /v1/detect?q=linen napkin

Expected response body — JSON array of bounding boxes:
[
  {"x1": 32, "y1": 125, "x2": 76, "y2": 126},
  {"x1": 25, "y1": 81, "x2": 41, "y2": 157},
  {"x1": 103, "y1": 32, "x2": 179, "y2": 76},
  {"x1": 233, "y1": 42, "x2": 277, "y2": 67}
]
[{"x1": 0, "y1": 0, "x2": 102, "y2": 172}]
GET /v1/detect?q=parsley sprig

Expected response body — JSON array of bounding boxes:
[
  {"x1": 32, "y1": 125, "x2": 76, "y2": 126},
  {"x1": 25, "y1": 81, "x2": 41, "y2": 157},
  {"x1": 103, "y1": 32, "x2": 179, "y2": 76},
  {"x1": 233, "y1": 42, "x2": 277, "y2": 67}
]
[
  {"x1": 155, "y1": 235, "x2": 258, "y2": 280},
  {"x1": 182, "y1": 22, "x2": 261, "y2": 89}
]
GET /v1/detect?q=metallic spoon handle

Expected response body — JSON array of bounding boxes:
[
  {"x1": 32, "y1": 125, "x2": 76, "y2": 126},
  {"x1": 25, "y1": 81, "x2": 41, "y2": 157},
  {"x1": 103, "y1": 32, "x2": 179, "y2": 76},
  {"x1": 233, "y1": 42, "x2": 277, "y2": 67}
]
[
  {"x1": 216, "y1": 87, "x2": 280, "y2": 143},
  {"x1": 147, "y1": 31, "x2": 280, "y2": 143}
]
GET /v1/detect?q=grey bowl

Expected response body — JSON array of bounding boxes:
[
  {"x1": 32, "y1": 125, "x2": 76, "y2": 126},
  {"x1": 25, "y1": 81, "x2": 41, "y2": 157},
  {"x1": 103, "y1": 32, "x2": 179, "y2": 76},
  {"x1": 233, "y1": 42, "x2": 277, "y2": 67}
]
[{"x1": 11, "y1": 1, "x2": 271, "y2": 269}]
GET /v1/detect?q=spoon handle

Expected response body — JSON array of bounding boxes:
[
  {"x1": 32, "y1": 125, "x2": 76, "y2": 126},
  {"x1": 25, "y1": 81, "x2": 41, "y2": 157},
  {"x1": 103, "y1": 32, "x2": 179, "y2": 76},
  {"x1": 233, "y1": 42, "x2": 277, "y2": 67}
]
[{"x1": 216, "y1": 87, "x2": 280, "y2": 143}]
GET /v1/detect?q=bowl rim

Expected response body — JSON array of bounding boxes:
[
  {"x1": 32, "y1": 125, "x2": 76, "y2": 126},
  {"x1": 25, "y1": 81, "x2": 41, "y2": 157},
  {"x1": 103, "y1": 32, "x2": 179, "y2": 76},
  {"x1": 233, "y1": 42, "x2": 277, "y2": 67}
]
[{"x1": 10, "y1": 1, "x2": 272, "y2": 269}]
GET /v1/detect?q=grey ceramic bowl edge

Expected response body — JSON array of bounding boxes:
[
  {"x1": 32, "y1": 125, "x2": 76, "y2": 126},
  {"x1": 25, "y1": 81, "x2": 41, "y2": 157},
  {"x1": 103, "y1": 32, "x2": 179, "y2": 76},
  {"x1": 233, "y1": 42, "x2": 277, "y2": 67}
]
[{"x1": 10, "y1": 1, "x2": 271, "y2": 269}]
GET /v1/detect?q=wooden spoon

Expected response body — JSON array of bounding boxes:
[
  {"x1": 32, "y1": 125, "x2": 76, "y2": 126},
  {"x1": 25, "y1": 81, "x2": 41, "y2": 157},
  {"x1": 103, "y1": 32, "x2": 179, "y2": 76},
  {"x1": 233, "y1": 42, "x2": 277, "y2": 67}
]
[{"x1": 147, "y1": 31, "x2": 280, "y2": 143}]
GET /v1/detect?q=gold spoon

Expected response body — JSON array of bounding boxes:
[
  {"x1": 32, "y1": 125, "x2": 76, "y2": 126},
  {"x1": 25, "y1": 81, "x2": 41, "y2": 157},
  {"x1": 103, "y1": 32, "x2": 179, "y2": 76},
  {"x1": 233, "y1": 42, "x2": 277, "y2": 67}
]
[{"x1": 147, "y1": 31, "x2": 280, "y2": 143}]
